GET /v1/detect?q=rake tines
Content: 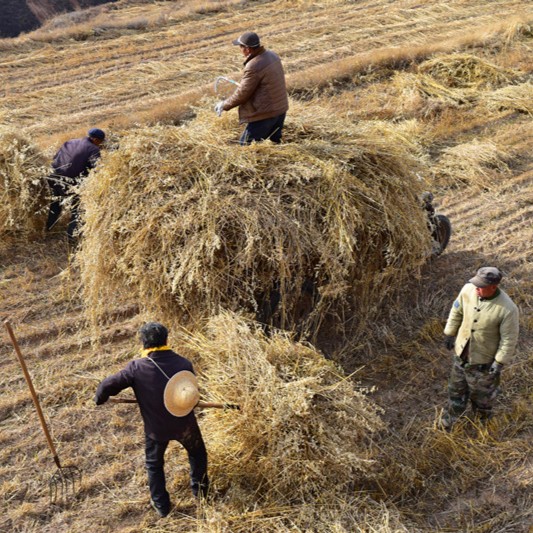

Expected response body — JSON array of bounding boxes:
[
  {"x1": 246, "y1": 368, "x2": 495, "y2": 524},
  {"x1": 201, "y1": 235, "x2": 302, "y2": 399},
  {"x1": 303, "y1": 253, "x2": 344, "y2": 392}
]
[{"x1": 49, "y1": 464, "x2": 82, "y2": 504}]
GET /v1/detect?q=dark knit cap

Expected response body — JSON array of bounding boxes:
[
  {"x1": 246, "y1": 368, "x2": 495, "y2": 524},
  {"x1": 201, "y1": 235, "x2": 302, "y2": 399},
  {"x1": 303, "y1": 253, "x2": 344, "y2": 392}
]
[{"x1": 88, "y1": 128, "x2": 106, "y2": 140}]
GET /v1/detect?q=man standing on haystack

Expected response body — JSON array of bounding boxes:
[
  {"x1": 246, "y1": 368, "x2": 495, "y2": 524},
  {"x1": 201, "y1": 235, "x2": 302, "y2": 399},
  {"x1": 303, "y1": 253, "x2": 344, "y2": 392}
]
[
  {"x1": 95, "y1": 322, "x2": 209, "y2": 518},
  {"x1": 215, "y1": 31, "x2": 289, "y2": 145},
  {"x1": 46, "y1": 128, "x2": 105, "y2": 242},
  {"x1": 440, "y1": 267, "x2": 519, "y2": 431}
]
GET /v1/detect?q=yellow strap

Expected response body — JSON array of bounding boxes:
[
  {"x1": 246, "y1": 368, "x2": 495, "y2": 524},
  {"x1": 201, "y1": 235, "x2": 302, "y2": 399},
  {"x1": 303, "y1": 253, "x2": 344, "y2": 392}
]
[{"x1": 140, "y1": 345, "x2": 171, "y2": 357}]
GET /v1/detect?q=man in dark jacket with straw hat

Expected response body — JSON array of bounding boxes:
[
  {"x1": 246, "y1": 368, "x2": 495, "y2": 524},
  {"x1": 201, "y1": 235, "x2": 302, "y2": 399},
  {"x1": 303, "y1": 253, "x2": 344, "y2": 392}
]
[
  {"x1": 440, "y1": 267, "x2": 519, "y2": 431},
  {"x1": 215, "y1": 31, "x2": 289, "y2": 145},
  {"x1": 46, "y1": 128, "x2": 106, "y2": 242},
  {"x1": 95, "y1": 322, "x2": 209, "y2": 518}
]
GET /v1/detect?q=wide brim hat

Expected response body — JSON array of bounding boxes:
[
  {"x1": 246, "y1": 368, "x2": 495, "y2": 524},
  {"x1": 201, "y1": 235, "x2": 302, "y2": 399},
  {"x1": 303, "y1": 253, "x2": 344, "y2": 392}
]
[{"x1": 163, "y1": 370, "x2": 200, "y2": 417}]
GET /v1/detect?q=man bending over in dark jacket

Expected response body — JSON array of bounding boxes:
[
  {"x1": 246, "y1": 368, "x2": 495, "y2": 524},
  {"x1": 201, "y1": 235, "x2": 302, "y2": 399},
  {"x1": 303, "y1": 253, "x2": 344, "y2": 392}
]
[{"x1": 46, "y1": 128, "x2": 105, "y2": 242}]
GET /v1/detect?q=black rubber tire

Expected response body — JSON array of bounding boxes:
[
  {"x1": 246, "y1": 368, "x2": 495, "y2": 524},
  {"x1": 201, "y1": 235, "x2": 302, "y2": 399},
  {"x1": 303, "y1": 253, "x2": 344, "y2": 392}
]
[{"x1": 432, "y1": 214, "x2": 452, "y2": 255}]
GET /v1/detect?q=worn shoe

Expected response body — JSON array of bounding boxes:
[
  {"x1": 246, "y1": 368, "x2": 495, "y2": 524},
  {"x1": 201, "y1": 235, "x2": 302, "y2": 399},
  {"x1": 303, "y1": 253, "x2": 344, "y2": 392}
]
[
  {"x1": 150, "y1": 499, "x2": 169, "y2": 518},
  {"x1": 437, "y1": 416, "x2": 453, "y2": 433}
]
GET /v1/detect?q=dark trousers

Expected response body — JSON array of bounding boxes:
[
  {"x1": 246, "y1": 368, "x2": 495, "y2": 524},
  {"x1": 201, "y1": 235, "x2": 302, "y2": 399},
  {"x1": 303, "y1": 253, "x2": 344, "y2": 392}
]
[
  {"x1": 145, "y1": 426, "x2": 208, "y2": 513},
  {"x1": 240, "y1": 113, "x2": 286, "y2": 145},
  {"x1": 46, "y1": 175, "x2": 79, "y2": 241},
  {"x1": 46, "y1": 197, "x2": 80, "y2": 240}
]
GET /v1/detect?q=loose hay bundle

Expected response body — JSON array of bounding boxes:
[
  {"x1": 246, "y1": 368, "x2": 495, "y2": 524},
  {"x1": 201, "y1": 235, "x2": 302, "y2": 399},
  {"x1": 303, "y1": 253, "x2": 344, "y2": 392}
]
[
  {"x1": 484, "y1": 82, "x2": 533, "y2": 116},
  {"x1": 433, "y1": 140, "x2": 511, "y2": 189},
  {"x1": 78, "y1": 101, "x2": 431, "y2": 334},
  {"x1": 418, "y1": 53, "x2": 517, "y2": 89},
  {"x1": 181, "y1": 313, "x2": 384, "y2": 507},
  {"x1": 0, "y1": 127, "x2": 49, "y2": 237},
  {"x1": 393, "y1": 72, "x2": 475, "y2": 117}
]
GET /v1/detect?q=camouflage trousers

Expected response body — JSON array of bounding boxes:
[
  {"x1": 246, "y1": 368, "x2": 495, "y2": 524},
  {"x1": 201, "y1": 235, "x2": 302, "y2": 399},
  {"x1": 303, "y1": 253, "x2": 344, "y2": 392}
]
[{"x1": 443, "y1": 358, "x2": 500, "y2": 427}]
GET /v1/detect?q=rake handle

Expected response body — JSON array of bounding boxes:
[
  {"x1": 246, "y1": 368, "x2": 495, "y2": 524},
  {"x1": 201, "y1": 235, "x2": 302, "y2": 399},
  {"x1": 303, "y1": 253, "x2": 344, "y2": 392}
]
[
  {"x1": 4, "y1": 320, "x2": 61, "y2": 468},
  {"x1": 109, "y1": 398, "x2": 240, "y2": 410},
  {"x1": 197, "y1": 401, "x2": 240, "y2": 410}
]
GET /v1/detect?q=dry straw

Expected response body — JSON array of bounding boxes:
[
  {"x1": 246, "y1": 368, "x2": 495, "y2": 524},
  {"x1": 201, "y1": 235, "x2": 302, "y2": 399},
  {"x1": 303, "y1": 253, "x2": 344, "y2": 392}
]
[
  {"x1": 393, "y1": 73, "x2": 475, "y2": 118},
  {"x1": 394, "y1": 53, "x2": 520, "y2": 118},
  {"x1": 484, "y1": 82, "x2": 533, "y2": 116},
  {"x1": 180, "y1": 312, "x2": 384, "y2": 510},
  {"x1": 433, "y1": 140, "x2": 511, "y2": 189},
  {"x1": 0, "y1": 127, "x2": 48, "y2": 238},
  {"x1": 77, "y1": 100, "x2": 431, "y2": 335},
  {"x1": 418, "y1": 53, "x2": 517, "y2": 89}
]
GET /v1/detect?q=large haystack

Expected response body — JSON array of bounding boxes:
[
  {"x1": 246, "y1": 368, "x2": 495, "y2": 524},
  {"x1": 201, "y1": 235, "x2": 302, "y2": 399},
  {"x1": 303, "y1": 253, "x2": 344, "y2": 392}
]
[
  {"x1": 181, "y1": 313, "x2": 384, "y2": 511},
  {"x1": 78, "y1": 101, "x2": 431, "y2": 334},
  {"x1": 0, "y1": 127, "x2": 49, "y2": 238}
]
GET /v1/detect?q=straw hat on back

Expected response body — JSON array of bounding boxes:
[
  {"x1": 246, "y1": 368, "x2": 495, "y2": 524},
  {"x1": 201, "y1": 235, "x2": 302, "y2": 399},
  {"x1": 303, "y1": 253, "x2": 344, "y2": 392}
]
[{"x1": 163, "y1": 370, "x2": 200, "y2": 417}]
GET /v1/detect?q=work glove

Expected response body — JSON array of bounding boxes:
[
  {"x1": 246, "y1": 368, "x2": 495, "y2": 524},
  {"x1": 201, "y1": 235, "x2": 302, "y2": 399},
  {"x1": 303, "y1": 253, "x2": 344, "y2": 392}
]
[
  {"x1": 94, "y1": 394, "x2": 107, "y2": 406},
  {"x1": 489, "y1": 361, "x2": 503, "y2": 375},
  {"x1": 214, "y1": 100, "x2": 225, "y2": 117},
  {"x1": 444, "y1": 335, "x2": 455, "y2": 350}
]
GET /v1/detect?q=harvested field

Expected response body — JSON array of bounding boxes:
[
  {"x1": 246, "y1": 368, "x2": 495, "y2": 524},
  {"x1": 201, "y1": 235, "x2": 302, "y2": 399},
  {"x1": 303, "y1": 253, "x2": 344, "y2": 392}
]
[
  {"x1": 0, "y1": 0, "x2": 530, "y2": 145},
  {"x1": 0, "y1": 0, "x2": 532, "y2": 532}
]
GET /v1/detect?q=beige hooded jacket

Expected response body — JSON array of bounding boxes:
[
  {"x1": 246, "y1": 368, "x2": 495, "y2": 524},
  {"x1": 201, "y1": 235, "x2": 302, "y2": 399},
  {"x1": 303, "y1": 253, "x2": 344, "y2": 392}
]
[{"x1": 444, "y1": 283, "x2": 519, "y2": 365}]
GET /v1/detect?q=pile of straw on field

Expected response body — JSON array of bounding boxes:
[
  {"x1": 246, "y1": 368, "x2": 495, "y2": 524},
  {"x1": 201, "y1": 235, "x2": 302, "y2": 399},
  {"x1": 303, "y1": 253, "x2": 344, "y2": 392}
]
[
  {"x1": 77, "y1": 101, "x2": 431, "y2": 333},
  {"x1": 484, "y1": 82, "x2": 533, "y2": 115},
  {"x1": 433, "y1": 140, "x2": 511, "y2": 188},
  {"x1": 181, "y1": 312, "x2": 384, "y2": 509},
  {"x1": 418, "y1": 53, "x2": 517, "y2": 89},
  {"x1": 0, "y1": 127, "x2": 48, "y2": 238},
  {"x1": 393, "y1": 73, "x2": 475, "y2": 117}
]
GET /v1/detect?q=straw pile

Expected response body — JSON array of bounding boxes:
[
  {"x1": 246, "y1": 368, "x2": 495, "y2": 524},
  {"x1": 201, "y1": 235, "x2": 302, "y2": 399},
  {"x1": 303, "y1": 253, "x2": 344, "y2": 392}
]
[
  {"x1": 433, "y1": 140, "x2": 511, "y2": 189},
  {"x1": 418, "y1": 53, "x2": 517, "y2": 89},
  {"x1": 0, "y1": 127, "x2": 49, "y2": 238},
  {"x1": 181, "y1": 312, "x2": 384, "y2": 510},
  {"x1": 393, "y1": 72, "x2": 475, "y2": 118},
  {"x1": 77, "y1": 101, "x2": 431, "y2": 334},
  {"x1": 394, "y1": 54, "x2": 519, "y2": 118},
  {"x1": 484, "y1": 82, "x2": 533, "y2": 115}
]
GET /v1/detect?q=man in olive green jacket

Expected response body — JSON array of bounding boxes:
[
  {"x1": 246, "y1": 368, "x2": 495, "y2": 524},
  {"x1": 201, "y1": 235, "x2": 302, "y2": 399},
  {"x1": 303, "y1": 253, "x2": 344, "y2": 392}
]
[{"x1": 440, "y1": 267, "x2": 519, "y2": 430}]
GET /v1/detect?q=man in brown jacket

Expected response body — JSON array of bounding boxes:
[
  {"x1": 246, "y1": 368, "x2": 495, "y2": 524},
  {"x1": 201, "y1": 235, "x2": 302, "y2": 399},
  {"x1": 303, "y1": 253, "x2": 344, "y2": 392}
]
[
  {"x1": 215, "y1": 31, "x2": 289, "y2": 145},
  {"x1": 440, "y1": 267, "x2": 519, "y2": 431}
]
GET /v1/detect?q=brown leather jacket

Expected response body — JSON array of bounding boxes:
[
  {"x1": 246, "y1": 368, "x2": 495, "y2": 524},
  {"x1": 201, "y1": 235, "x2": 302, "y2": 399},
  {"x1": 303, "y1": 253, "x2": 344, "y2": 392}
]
[{"x1": 223, "y1": 47, "x2": 289, "y2": 123}]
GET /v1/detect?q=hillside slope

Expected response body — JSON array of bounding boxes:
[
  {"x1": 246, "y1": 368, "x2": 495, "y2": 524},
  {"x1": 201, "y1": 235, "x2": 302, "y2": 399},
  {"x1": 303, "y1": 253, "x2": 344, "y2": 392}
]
[
  {"x1": 0, "y1": 0, "x2": 115, "y2": 38},
  {"x1": 0, "y1": 0, "x2": 530, "y2": 146}
]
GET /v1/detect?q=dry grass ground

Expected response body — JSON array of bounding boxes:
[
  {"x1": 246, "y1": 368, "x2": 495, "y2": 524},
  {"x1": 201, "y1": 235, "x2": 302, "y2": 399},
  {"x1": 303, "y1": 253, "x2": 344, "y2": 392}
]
[
  {"x1": 0, "y1": 0, "x2": 532, "y2": 531},
  {"x1": 0, "y1": 0, "x2": 530, "y2": 146}
]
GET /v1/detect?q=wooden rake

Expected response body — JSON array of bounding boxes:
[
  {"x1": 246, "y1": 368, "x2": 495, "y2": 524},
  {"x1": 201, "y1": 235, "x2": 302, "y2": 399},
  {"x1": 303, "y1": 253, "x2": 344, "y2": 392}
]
[{"x1": 4, "y1": 320, "x2": 81, "y2": 504}]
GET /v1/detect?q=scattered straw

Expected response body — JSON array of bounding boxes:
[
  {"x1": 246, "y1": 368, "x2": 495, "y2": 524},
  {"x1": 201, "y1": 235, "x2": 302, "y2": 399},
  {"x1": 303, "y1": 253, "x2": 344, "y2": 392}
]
[
  {"x1": 484, "y1": 82, "x2": 533, "y2": 116},
  {"x1": 0, "y1": 127, "x2": 48, "y2": 238},
  {"x1": 418, "y1": 53, "x2": 517, "y2": 89},
  {"x1": 433, "y1": 140, "x2": 512, "y2": 189},
  {"x1": 393, "y1": 72, "x2": 475, "y2": 118}
]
